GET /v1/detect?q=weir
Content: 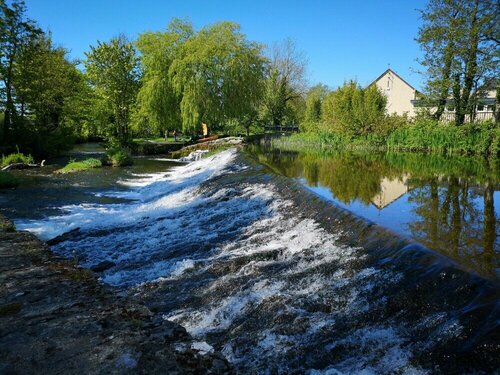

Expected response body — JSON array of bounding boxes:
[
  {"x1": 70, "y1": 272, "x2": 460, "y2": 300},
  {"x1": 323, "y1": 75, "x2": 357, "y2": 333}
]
[{"x1": 5, "y1": 149, "x2": 500, "y2": 373}]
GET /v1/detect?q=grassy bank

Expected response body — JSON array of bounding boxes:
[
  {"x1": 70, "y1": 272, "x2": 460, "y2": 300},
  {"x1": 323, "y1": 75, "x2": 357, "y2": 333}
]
[
  {"x1": 273, "y1": 120, "x2": 499, "y2": 157},
  {"x1": 55, "y1": 158, "x2": 102, "y2": 174},
  {"x1": 1, "y1": 152, "x2": 34, "y2": 167}
]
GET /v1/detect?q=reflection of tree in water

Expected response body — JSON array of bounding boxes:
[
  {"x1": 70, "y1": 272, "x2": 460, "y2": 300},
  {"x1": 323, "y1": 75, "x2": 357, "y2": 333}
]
[
  {"x1": 408, "y1": 177, "x2": 498, "y2": 278},
  {"x1": 248, "y1": 144, "x2": 499, "y2": 278}
]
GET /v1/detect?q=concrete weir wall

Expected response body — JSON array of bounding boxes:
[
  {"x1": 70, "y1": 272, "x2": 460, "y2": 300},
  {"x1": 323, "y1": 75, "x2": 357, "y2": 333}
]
[{"x1": 0, "y1": 216, "x2": 230, "y2": 375}]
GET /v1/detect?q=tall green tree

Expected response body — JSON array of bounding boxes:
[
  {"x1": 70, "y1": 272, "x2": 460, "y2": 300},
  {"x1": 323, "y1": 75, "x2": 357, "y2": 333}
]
[
  {"x1": 0, "y1": 0, "x2": 40, "y2": 141},
  {"x1": 261, "y1": 39, "x2": 307, "y2": 126},
  {"x1": 322, "y1": 80, "x2": 386, "y2": 135},
  {"x1": 169, "y1": 21, "x2": 266, "y2": 134},
  {"x1": 85, "y1": 34, "x2": 140, "y2": 144},
  {"x1": 418, "y1": 0, "x2": 499, "y2": 125},
  {"x1": 135, "y1": 18, "x2": 193, "y2": 136},
  {"x1": 304, "y1": 83, "x2": 329, "y2": 123}
]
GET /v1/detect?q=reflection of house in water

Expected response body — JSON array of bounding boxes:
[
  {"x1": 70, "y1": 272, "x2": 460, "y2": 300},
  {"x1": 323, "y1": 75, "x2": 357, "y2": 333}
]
[{"x1": 371, "y1": 175, "x2": 410, "y2": 209}]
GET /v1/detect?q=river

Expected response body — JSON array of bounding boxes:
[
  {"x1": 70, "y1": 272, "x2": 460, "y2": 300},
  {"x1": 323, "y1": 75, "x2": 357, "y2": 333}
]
[{"x1": 1, "y1": 143, "x2": 498, "y2": 373}]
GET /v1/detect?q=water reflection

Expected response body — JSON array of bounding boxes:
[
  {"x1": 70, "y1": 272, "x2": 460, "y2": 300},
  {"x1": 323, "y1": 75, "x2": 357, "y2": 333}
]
[{"x1": 247, "y1": 145, "x2": 500, "y2": 279}]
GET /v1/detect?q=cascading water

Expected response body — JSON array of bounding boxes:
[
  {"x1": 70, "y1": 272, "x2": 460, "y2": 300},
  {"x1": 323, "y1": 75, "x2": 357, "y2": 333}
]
[{"x1": 16, "y1": 149, "x2": 500, "y2": 374}]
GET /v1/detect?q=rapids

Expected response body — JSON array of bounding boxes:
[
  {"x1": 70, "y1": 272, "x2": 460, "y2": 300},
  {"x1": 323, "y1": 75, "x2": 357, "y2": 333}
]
[{"x1": 13, "y1": 149, "x2": 500, "y2": 373}]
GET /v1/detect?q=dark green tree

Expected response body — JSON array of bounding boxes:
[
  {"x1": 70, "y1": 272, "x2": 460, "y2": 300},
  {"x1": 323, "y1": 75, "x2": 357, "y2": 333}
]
[
  {"x1": 0, "y1": 0, "x2": 40, "y2": 142},
  {"x1": 417, "y1": 0, "x2": 499, "y2": 125},
  {"x1": 85, "y1": 34, "x2": 140, "y2": 144}
]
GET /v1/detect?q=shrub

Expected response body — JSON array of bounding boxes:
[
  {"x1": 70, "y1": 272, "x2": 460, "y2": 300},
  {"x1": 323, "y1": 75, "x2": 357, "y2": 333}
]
[
  {"x1": 103, "y1": 147, "x2": 133, "y2": 167},
  {"x1": 1, "y1": 152, "x2": 34, "y2": 167},
  {"x1": 322, "y1": 80, "x2": 386, "y2": 136},
  {"x1": 55, "y1": 158, "x2": 102, "y2": 174},
  {"x1": 0, "y1": 171, "x2": 19, "y2": 188},
  {"x1": 386, "y1": 119, "x2": 498, "y2": 155}
]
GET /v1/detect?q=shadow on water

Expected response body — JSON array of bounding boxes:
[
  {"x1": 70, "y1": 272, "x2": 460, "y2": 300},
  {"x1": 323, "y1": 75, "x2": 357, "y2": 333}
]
[{"x1": 246, "y1": 144, "x2": 500, "y2": 280}]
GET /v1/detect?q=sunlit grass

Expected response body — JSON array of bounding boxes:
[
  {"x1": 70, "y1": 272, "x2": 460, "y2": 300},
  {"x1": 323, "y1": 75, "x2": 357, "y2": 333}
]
[{"x1": 55, "y1": 158, "x2": 102, "y2": 174}]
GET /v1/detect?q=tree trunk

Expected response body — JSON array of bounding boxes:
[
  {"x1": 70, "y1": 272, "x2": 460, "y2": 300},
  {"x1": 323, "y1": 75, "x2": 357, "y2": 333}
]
[
  {"x1": 434, "y1": 43, "x2": 454, "y2": 121},
  {"x1": 453, "y1": 74, "x2": 463, "y2": 126},
  {"x1": 495, "y1": 76, "x2": 500, "y2": 123},
  {"x1": 458, "y1": 0, "x2": 480, "y2": 125}
]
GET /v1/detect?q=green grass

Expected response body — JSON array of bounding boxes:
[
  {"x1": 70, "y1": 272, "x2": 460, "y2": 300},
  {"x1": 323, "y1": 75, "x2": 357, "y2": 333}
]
[
  {"x1": 273, "y1": 120, "x2": 499, "y2": 157},
  {"x1": 0, "y1": 171, "x2": 19, "y2": 188},
  {"x1": 54, "y1": 158, "x2": 102, "y2": 174},
  {"x1": 1, "y1": 152, "x2": 34, "y2": 167},
  {"x1": 132, "y1": 136, "x2": 189, "y2": 143}
]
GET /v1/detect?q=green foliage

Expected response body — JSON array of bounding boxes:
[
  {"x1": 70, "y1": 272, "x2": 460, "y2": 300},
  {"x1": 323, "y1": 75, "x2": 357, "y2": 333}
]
[
  {"x1": 260, "y1": 39, "x2": 307, "y2": 126},
  {"x1": 103, "y1": 146, "x2": 133, "y2": 167},
  {"x1": 1, "y1": 151, "x2": 33, "y2": 166},
  {"x1": 85, "y1": 34, "x2": 140, "y2": 145},
  {"x1": 134, "y1": 18, "x2": 192, "y2": 136},
  {"x1": 170, "y1": 21, "x2": 266, "y2": 133},
  {"x1": 304, "y1": 84, "x2": 329, "y2": 123},
  {"x1": 417, "y1": 0, "x2": 499, "y2": 124},
  {"x1": 277, "y1": 119, "x2": 498, "y2": 156},
  {"x1": 0, "y1": 2, "x2": 85, "y2": 157},
  {"x1": 54, "y1": 158, "x2": 102, "y2": 174},
  {"x1": 0, "y1": 171, "x2": 19, "y2": 188},
  {"x1": 321, "y1": 80, "x2": 387, "y2": 136},
  {"x1": 386, "y1": 119, "x2": 498, "y2": 154}
]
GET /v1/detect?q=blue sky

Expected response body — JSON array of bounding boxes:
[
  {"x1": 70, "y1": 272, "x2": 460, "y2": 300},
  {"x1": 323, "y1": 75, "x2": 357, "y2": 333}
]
[{"x1": 25, "y1": 0, "x2": 428, "y2": 90}]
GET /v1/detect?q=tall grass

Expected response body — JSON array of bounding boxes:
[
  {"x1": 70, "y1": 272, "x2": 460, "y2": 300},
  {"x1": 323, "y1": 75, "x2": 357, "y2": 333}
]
[
  {"x1": 386, "y1": 120, "x2": 497, "y2": 155},
  {"x1": 1, "y1": 152, "x2": 34, "y2": 167},
  {"x1": 274, "y1": 119, "x2": 498, "y2": 157}
]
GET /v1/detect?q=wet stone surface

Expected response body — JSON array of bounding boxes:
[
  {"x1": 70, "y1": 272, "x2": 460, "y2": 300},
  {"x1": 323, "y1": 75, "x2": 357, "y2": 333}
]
[{"x1": 0, "y1": 219, "x2": 231, "y2": 374}]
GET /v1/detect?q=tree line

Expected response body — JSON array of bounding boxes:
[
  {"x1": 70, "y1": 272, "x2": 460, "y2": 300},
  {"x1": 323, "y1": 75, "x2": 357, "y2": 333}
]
[
  {"x1": 0, "y1": 1, "x2": 308, "y2": 157},
  {"x1": 0, "y1": 0, "x2": 498, "y2": 158}
]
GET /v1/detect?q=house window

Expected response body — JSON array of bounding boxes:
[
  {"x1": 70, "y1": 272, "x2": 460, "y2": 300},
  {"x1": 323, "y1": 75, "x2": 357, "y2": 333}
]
[
  {"x1": 446, "y1": 105, "x2": 455, "y2": 112},
  {"x1": 477, "y1": 104, "x2": 485, "y2": 112}
]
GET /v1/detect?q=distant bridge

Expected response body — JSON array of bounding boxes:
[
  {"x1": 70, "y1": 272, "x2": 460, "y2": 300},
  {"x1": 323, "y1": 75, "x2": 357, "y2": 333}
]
[{"x1": 263, "y1": 124, "x2": 299, "y2": 133}]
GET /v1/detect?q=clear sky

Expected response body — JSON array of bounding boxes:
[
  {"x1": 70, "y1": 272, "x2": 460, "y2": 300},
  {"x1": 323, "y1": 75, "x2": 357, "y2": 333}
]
[{"x1": 25, "y1": 0, "x2": 428, "y2": 90}]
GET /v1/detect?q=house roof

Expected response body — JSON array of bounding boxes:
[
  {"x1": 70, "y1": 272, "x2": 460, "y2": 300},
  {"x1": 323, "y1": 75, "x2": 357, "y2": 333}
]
[{"x1": 369, "y1": 68, "x2": 417, "y2": 92}]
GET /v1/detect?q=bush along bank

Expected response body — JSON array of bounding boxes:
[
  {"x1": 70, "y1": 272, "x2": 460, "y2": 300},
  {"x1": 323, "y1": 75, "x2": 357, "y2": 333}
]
[
  {"x1": 271, "y1": 120, "x2": 499, "y2": 157},
  {"x1": 102, "y1": 146, "x2": 133, "y2": 167}
]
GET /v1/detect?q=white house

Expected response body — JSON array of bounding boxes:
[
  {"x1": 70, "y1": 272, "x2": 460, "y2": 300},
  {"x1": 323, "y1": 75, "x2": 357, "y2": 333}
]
[
  {"x1": 370, "y1": 68, "x2": 497, "y2": 122},
  {"x1": 370, "y1": 69, "x2": 418, "y2": 117}
]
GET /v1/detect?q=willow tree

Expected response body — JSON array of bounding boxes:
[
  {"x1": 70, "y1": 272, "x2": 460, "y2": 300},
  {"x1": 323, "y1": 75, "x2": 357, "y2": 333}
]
[
  {"x1": 169, "y1": 21, "x2": 266, "y2": 134},
  {"x1": 135, "y1": 18, "x2": 193, "y2": 136},
  {"x1": 418, "y1": 0, "x2": 499, "y2": 125},
  {"x1": 85, "y1": 35, "x2": 140, "y2": 144}
]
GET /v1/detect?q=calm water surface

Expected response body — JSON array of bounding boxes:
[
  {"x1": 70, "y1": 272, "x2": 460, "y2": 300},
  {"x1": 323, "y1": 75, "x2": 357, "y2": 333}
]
[{"x1": 246, "y1": 144, "x2": 500, "y2": 280}]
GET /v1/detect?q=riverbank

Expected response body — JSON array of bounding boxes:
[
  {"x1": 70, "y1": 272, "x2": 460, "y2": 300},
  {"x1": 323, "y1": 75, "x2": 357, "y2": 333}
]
[
  {"x1": 271, "y1": 120, "x2": 499, "y2": 157},
  {"x1": 0, "y1": 216, "x2": 230, "y2": 374}
]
